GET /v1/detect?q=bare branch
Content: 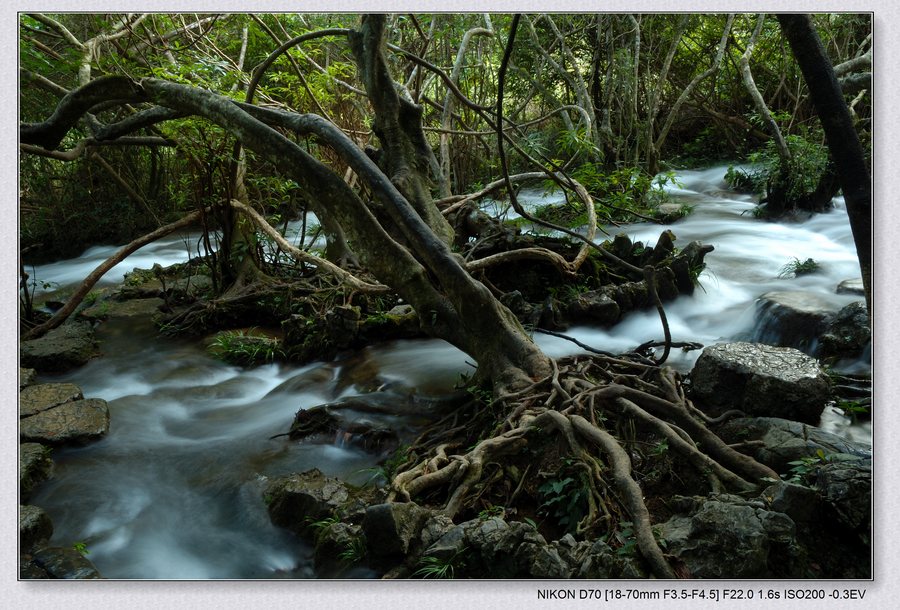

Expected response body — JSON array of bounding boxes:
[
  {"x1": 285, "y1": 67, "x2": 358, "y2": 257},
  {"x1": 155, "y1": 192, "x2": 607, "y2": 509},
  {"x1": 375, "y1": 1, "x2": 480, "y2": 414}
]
[{"x1": 22, "y1": 209, "x2": 207, "y2": 341}]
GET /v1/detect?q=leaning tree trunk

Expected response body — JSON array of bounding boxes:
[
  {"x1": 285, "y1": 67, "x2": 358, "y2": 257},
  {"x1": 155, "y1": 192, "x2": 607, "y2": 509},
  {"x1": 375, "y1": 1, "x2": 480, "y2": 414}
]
[
  {"x1": 348, "y1": 15, "x2": 455, "y2": 246},
  {"x1": 25, "y1": 23, "x2": 554, "y2": 396},
  {"x1": 777, "y1": 14, "x2": 872, "y2": 314}
]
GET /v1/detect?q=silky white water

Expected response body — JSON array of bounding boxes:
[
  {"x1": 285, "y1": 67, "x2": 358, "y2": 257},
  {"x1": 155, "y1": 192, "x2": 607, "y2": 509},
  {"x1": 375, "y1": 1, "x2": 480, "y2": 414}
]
[{"x1": 26, "y1": 166, "x2": 870, "y2": 578}]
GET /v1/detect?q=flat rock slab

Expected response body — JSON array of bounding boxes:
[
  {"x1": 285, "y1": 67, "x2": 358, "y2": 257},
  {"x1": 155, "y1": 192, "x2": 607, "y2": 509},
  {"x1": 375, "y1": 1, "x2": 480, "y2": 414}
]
[
  {"x1": 81, "y1": 297, "x2": 165, "y2": 320},
  {"x1": 20, "y1": 398, "x2": 110, "y2": 445},
  {"x1": 20, "y1": 321, "x2": 98, "y2": 372},
  {"x1": 20, "y1": 383, "x2": 83, "y2": 418},
  {"x1": 717, "y1": 417, "x2": 871, "y2": 472},
  {"x1": 691, "y1": 342, "x2": 831, "y2": 424},
  {"x1": 29, "y1": 546, "x2": 102, "y2": 579}
]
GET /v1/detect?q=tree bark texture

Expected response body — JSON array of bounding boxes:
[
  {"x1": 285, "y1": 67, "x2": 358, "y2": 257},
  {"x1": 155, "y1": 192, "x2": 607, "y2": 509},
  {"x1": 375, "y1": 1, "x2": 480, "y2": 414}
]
[
  {"x1": 21, "y1": 36, "x2": 552, "y2": 394},
  {"x1": 777, "y1": 14, "x2": 872, "y2": 314}
]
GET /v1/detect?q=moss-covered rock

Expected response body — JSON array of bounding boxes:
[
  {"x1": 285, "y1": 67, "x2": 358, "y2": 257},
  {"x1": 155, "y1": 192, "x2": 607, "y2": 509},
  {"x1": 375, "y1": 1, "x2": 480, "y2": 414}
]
[{"x1": 20, "y1": 321, "x2": 98, "y2": 372}]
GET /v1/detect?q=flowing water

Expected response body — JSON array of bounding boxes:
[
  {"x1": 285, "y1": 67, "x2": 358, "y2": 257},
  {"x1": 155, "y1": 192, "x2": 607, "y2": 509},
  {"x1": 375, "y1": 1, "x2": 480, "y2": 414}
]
[{"x1": 26, "y1": 166, "x2": 870, "y2": 579}]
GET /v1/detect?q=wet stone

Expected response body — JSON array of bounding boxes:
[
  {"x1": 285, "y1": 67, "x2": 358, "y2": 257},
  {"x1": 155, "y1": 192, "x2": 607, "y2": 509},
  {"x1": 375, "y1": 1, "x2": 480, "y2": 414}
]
[
  {"x1": 20, "y1": 320, "x2": 99, "y2": 372},
  {"x1": 690, "y1": 342, "x2": 831, "y2": 424},
  {"x1": 19, "y1": 367, "x2": 37, "y2": 389},
  {"x1": 20, "y1": 383, "x2": 83, "y2": 418},
  {"x1": 20, "y1": 504, "x2": 53, "y2": 553},
  {"x1": 20, "y1": 443, "x2": 53, "y2": 500},
  {"x1": 836, "y1": 278, "x2": 865, "y2": 296},
  {"x1": 20, "y1": 398, "x2": 110, "y2": 445},
  {"x1": 30, "y1": 546, "x2": 102, "y2": 579}
]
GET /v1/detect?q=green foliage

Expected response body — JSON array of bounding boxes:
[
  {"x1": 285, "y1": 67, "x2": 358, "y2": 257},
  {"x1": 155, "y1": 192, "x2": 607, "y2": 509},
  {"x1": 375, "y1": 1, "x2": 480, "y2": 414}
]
[
  {"x1": 613, "y1": 521, "x2": 638, "y2": 556},
  {"x1": 556, "y1": 127, "x2": 601, "y2": 160},
  {"x1": 837, "y1": 399, "x2": 870, "y2": 423},
  {"x1": 785, "y1": 449, "x2": 831, "y2": 485},
  {"x1": 725, "y1": 165, "x2": 767, "y2": 194},
  {"x1": 537, "y1": 474, "x2": 589, "y2": 534},
  {"x1": 478, "y1": 505, "x2": 506, "y2": 520},
  {"x1": 778, "y1": 257, "x2": 820, "y2": 278},
  {"x1": 337, "y1": 534, "x2": 367, "y2": 565},
  {"x1": 306, "y1": 515, "x2": 341, "y2": 544},
  {"x1": 650, "y1": 439, "x2": 669, "y2": 457},
  {"x1": 412, "y1": 548, "x2": 466, "y2": 579},
  {"x1": 72, "y1": 541, "x2": 90, "y2": 556},
  {"x1": 730, "y1": 131, "x2": 832, "y2": 203},
  {"x1": 208, "y1": 328, "x2": 283, "y2": 365}
]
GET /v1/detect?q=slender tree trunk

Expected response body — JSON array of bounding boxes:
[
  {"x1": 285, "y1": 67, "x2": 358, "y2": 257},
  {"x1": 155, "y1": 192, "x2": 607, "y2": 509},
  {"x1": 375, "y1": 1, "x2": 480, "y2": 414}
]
[
  {"x1": 777, "y1": 14, "x2": 872, "y2": 314},
  {"x1": 741, "y1": 14, "x2": 791, "y2": 161},
  {"x1": 349, "y1": 16, "x2": 455, "y2": 245},
  {"x1": 644, "y1": 15, "x2": 689, "y2": 175},
  {"x1": 438, "y1": 23, "x2": 493, "y2": 198},
  {"x1": 654, "y1": 15, "x2": 734, "y2": 170}
]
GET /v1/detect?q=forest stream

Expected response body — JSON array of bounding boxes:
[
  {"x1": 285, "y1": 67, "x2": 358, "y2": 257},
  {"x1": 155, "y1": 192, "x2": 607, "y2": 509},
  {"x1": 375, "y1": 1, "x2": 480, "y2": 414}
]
[{"x1": 26, "y1": 166, "x2": 871, "y2": 579}]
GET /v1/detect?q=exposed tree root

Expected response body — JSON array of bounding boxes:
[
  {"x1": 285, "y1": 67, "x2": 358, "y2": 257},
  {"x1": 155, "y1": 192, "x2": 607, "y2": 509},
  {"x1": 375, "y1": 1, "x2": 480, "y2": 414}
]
[{"x1": 386, "y1": 353, "x2": 779, "y2": 579}]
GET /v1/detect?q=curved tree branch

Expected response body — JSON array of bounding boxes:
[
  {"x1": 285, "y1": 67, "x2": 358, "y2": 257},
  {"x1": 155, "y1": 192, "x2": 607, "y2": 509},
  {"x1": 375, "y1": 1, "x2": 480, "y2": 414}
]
[{"x1": 22, "y1": 209, "x2": 207, "y2": 341}]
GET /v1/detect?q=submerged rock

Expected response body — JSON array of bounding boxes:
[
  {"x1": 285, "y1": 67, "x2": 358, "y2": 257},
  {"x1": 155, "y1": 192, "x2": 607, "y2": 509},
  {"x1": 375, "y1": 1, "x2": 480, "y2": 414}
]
[
  {"x1": 690, "y1": 342, "x2": 831, "y2": 424},
  {"x1": 19, "y1": 320, "x2": 99, "y2": 372},
  {"x1": 836, "y1": 278, "x2": 865, "y2": 296}
]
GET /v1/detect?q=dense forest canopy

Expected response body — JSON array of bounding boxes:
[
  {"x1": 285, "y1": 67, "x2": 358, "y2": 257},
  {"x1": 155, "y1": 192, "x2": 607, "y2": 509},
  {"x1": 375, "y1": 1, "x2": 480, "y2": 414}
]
[{"x1": 20, "y1": 13, "x2": 870, "y2": 257}]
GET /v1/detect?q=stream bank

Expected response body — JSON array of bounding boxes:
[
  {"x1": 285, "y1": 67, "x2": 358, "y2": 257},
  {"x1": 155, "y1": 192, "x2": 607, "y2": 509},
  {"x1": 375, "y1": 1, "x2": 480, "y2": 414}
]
[{"x1": 19, "y1": 166, "x2": 871, "y2": 579}]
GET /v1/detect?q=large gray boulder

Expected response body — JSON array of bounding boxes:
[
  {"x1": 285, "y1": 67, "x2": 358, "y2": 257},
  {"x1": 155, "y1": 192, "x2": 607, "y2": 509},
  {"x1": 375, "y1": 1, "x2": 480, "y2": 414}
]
[
  {"x1": 363, "y1": 502, "x2": 432, "y2": 560},
  {"x1": 20, "y1": 383, "x2": 83, "y2": 418},
  {"x1": 818, "y1": 301, "x2": 870, "y2": 360},
  {"x1": 690, "y1": 342, "x2": 831, "y2": 424},
  {"x1": 815, "y1": 457, "x2": 871, "y2": 535},
  {"x1": 20, "y1": 320, "x2": 99, "y2": 371},
  {"x1": 658, "y1": 495, "x2": 805, "y2": 578},
  {"x1": 265, "y1": 469, "x2": 350, "y2": 536},
  {"x1": 717, "y1": 417, "x2": 871, "y2": 472},
  {"x1": 750, "y1": 291, "x2": 840, "y2": 353},
  {"x1": 20, "y1": 398, "x2": 110, "y2": 445}
]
